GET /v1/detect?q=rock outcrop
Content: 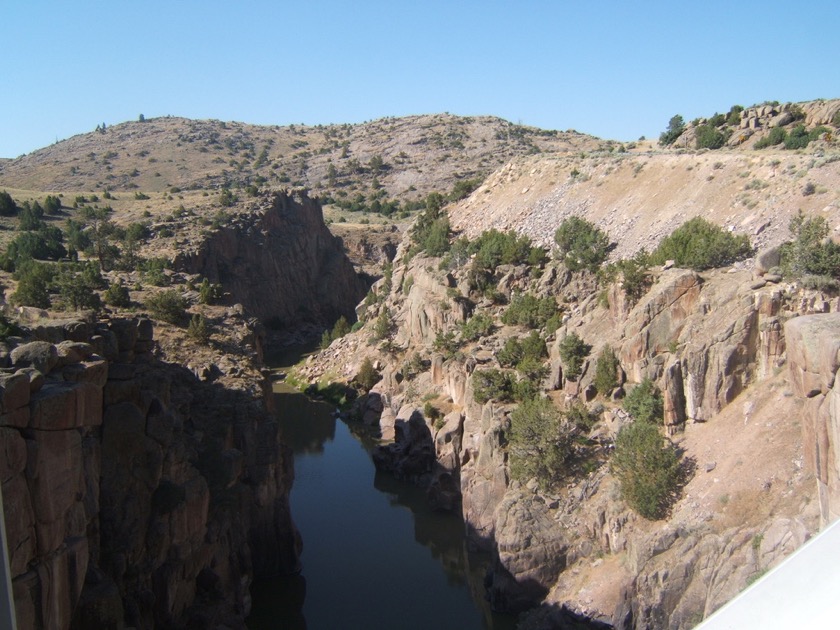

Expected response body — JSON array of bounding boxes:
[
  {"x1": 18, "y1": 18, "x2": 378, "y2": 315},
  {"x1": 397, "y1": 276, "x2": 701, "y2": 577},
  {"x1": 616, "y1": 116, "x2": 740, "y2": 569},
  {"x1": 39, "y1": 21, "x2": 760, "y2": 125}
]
[
  {"x1": 176, "y1": 191, "x2": 367, "y2": 330},
  {"x1": 1, "y1": 318, "x2": 300, "y2": 629},
  {"x1": 785, "y1": 313, "x2": 840, "y2": 527}
]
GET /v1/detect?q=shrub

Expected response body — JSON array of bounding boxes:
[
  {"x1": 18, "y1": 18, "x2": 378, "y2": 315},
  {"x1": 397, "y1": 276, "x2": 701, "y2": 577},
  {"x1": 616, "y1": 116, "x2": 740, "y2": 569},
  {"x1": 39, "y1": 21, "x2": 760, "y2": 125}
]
[
  {"x1": 460, "y1": 313, "x2": 494, "y2": 342},
  {"x1": 187, "y1": 314, "x2": 212, "y2": 344},
  {"x1": 0, "y1": 315, "x2": 24, "y2": 341},
  {"x1": 623, "y1": 378, "x2": 663, "y2": 424},
  {"x1": 515, "y1": 356, "x2": 548, "y2": 384},
  {"x1": 659, "y1": 115, "x2": 685, "y2": 146},
  {"x1": 1, "y1": 227, "x2": 67, "y2": 270},
  {"x1": 55, "y1": 263, "x2": 103, "y2": 311},
  {"x1": 104, "y1": 280, "x2": 131, "y2": 307},
  {"x1": 559, "y1": 332, "x2": 591, "y2": 381},
  {"x1": 650, "y1": 217, "x2": 752, "y2": 270},
  {"x1": 411, "y1": 195, "x2": 451, "y2": 256},
  {"x1": 754, "y1": 127, "x2": 787, "y2": 149},
  {"x1": 0, "y1": 190, "x2": 17, "y2": 216},
  {"x1": 19, "y1": 201, "x2": 45, "y2": 230},
  {"x1": 780, "y1": 211, "x2": 840, "y2": 279},
  {"x1": 611, "y1": 422, "x2": 680, "y2": 519},
  {"x1": 694, "y1": 124, "x2": 727, "y2": 149},
  {"x1": 554, "y1": 217, "x2": 611, "y2": 273},
  {"x1": 142, "y1": 258, "x2": 171, "y2": 287},
  {"x1": 784, "y1": 124, "x2": 811, "y2": 150},
  {"x1": 373, "y1": 307, "x2": 392, "y2": 340},
  {"x1": 498, "y1": 336, "x2": 524, "y2": 367},
  {"x1": 600, "y1": 251, "x2": 652, "y2": 302},
  {"x1": 198, "y1": 278, "x2": 224, "y2": 304},
  {"x1": 356, "y1": 357, "x2": 380, "y2": 391},
  {"x1": 502, "y1": 293, "x2": 559, "y2": 329},
  {"x1": 469, "y1": 229, "x2": 543, "y2": 269},
  {"x1": 508, "y1": 397, "x2": 572, "y2": 489},
  {"x1": 433, "y1": 330, "x2": 459, "y2": 358},
  {"x1": 448, "y1": 177, "x2": 482, "y2": 202},
  {"x1": 320, "y1": 315, "x2": 352, "y2": 348},
  {"x1": 472, "y1": 369, "x2": 514, "y2": 404},
  {"x1": 219, "y1": 188, "x2": 237, "y2": 207},
  {"x1": 594, "y1": 346, "x2": 620, "y2": 396},
  {"x1": 11, "y1": 261, "x2": 53, "y2": 308},
  {"x1": 423, "y1": 401, "x2": 442, "y2": 422},
  {"x1": 145, "y1": 290, "x2": 187, "y2": 324}
]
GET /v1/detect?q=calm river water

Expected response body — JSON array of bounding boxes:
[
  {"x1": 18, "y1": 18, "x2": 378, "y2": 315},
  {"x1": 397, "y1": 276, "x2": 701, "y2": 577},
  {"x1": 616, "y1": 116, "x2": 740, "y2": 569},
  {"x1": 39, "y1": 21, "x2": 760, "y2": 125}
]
[{"x1": 247, "y1": 383, "x2": 517, "y2": 630}]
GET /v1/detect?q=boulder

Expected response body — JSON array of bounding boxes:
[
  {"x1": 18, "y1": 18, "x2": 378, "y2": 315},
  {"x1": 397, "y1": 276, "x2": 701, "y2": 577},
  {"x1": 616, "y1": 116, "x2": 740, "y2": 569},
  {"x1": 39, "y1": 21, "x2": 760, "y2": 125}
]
[
  {"x1": 10, "y1": 341, "x2": 58, "y2": 375},
  {"x1": 488, "y1": 490, "x2": 568, "y2": 612}
]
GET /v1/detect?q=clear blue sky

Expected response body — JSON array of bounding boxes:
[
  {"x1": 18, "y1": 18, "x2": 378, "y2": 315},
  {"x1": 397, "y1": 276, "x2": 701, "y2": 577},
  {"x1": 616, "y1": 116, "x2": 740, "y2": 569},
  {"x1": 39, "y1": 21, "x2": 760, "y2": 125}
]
[{"x1": 3, "y1": 0, "x2": 839, "y2": 158}]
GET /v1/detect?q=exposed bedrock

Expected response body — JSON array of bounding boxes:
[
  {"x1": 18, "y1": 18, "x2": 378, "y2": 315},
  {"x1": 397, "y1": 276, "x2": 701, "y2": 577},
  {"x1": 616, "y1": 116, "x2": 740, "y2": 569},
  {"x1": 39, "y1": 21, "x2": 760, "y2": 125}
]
[
  {"x1": 1, "y1": 319, "x2": 300, "y2": 629},
  {"x1": 176, "y1": 190, "x2": 367, "y2": 330}
]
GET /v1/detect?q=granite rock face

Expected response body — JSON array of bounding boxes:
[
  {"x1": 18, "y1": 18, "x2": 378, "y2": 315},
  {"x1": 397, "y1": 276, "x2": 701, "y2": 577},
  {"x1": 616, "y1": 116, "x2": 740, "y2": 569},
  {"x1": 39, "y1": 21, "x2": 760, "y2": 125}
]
[
  {"x1": 1, "y1": 319, "x2": 300, "y2": 630},
  {"x1": 785, "y1": 313, "x2": 840, "y2": 526},
  {"x1": 176, "y1": 191, "x2": 367, "y2": 330}
]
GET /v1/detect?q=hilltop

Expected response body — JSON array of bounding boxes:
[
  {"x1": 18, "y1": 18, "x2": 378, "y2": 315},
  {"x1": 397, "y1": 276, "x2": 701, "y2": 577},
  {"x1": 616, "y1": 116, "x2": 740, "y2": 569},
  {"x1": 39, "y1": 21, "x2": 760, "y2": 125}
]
[{"x1": 0, "y1": 113, "x2": 600, "y2": 203}]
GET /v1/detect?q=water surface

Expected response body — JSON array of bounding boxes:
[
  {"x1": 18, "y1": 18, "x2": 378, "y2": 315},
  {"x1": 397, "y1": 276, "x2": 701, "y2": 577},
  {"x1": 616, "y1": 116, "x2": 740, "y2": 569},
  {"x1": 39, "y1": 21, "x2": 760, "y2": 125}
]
[{"x1": 248, "y1": 385, "x2": 515, "y2": 630}]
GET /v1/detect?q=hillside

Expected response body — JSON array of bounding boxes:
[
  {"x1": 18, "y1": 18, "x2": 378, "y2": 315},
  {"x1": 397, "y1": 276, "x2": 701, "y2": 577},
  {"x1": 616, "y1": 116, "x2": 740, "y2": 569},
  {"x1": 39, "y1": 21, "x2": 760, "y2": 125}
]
[
  {"x1": 2, "y1": 99, "x2": 840, "y2": 629},
  {"x1": 291, "y1": 100, "x2": 840, "y2": 628},
  {"x1": 451, "y1": 147, "x2": 840, "y2": 260},
  {"x1": 0, "y1": 114, "x2": 600, "y2": 205}
]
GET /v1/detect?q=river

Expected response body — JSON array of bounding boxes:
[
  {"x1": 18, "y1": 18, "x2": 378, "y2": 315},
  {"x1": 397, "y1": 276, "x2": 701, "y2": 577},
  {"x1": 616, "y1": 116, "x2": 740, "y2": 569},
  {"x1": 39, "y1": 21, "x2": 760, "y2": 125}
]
[{"x1": 247, "y1": 382, "x2": 517, "y2": 630}]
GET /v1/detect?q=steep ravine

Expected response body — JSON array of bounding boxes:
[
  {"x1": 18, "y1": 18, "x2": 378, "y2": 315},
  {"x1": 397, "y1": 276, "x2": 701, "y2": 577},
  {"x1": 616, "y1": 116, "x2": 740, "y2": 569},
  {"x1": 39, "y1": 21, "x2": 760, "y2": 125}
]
[
  {"x1": 175, "y1": 190, "x2": 368, "y2": 331},
  {"x1": 1, "y1": 191, "x2": 368, "y2": 629},
  {"x1": 300, "y1": 239, "x2": 840, "y2": 628}
]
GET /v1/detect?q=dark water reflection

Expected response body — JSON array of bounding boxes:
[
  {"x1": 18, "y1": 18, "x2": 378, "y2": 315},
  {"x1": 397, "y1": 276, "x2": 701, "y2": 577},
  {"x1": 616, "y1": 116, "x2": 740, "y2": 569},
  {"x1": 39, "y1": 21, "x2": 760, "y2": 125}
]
[{"x1": 247, "y1": 385, "x2": 516, "y2": 630}]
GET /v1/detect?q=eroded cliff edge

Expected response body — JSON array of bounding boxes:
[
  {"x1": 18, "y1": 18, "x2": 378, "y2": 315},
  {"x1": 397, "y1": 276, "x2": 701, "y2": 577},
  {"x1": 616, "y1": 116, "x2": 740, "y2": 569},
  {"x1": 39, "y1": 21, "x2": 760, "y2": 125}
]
[
  {"x1": 299, "y1": 239, "x2": 840, "y2": 628},
  {"x1": 176, "y1": 190, "x2": 368, "y2": 331},
  {"x1": 1, "y1": 318, "x2": 300, "y2": 629},
  {"x1": 1, "y1": 190, "x2": 371, "y2": 629}
]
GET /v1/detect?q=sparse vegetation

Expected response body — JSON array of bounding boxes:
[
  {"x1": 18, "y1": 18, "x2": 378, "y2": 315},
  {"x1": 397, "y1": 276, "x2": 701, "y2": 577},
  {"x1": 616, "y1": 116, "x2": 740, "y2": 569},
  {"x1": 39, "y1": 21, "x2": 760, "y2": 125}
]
[
  {"x1": 508, "y1": 397, "x2": 572, "y2": 489},
  {"x1": 559, "y1": 332, "x2": 591, "y2": 381},
  {"x1": 594, "y1": 346, "x2": 620, "y2": 396},
  {"x1": 623, "y1": 378, "x2": 663, "y2": 424},
  {"x1": 554, "y1": 216, "x2": 611, "y2": 273},
  {"x1": 650, "y1": 217, "x2": 752, "y2": 271},
  {"x1": 611, "y1": 421, "x2": 681, "y2": 520},
  {"x1": 145, "y1": 290, "x2": 188, "y2": 324},
  {"x1": 501, "y1": 293, "x2": 558, "y2": 329}
]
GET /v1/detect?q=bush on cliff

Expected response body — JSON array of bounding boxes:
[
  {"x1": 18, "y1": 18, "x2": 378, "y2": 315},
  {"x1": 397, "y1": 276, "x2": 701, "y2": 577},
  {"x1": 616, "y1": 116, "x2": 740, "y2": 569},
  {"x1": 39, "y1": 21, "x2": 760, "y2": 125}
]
[
  {"x1": 780, "y1": 211, "x2": 840, "y2": 281},
  {"x1": 554, "y1": 216, "x2": 611, "y2": 273},
  {"x1": 501, "y1": 293, "x2": 558, "y2": 329},
  {"x1": 659, "y1": 114, "x2": 686, "y2": 146},
  {"x1": 508, "y1": 397, "x2": 573, "y2": 489},
  {"x1": 594, "y1": 346, "x2": 620, "y2": 396},
  {"x1": 460, "y1": 313, "x2": 494, "y2": 342},
  {"x1": 472, "y1": 369, "x2": 515, "y2": 404},
  {"x1": 623, "y1": 377, "x2": 663, "y2": 424},
  {"x1": 145, "y1": 290, "x2": 188, "y2": 325},
  {"x1": 559, "y1": 332, "x2": 591, "y2": 381},
  {"x1": 356, "y1": 357, "x2": 380, "y2": 391},
  {"x1": 650, "y1": 217, "x2": 752, "y2": 271},
  {"x1": 611, "y1": 421, "x2": 680, "y2": 520}
]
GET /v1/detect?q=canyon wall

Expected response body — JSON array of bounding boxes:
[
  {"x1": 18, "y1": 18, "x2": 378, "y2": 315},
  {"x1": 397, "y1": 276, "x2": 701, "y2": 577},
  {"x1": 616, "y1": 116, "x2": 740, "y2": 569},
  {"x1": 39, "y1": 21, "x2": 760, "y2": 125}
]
[
  {"x1": 314, "y1": 248, "x2": 840, "y2": 628},
  {"x1": 176, "y1": 191, "x2": 368, "y2": 329},
  {"x1": 1, "y1": 318, "x2": 300, "y2": 629}
]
